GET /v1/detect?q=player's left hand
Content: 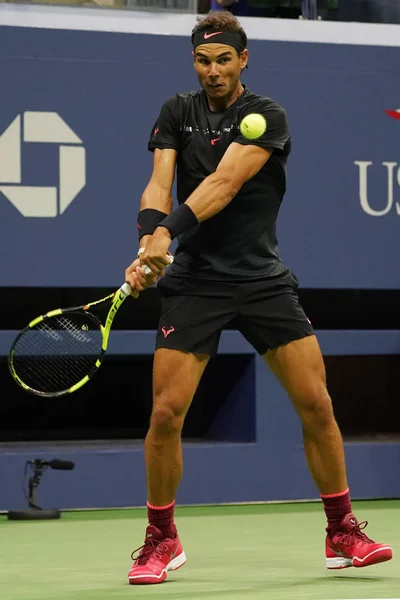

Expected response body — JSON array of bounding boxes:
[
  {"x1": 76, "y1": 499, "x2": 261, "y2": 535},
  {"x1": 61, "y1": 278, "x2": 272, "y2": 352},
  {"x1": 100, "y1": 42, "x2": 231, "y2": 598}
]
[
  {"x1": 125, "y1": 257, "x2": 157, "y2": 297},
  {"x1": 139, "y1": 227, "x2": 172, "y2": 275}
]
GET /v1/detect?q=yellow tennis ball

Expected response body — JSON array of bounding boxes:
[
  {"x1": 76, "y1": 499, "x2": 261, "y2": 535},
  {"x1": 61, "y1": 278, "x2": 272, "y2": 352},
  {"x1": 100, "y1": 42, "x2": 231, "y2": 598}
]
[{"x1": 240, "y1": 113, "x2": 267, "y2": 139}]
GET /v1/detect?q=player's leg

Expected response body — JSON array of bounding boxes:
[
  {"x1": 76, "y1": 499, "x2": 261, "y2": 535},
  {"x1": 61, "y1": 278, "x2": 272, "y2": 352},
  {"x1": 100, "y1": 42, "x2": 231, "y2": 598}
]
[
  {"x1": 129, "y1": 349, "x2": 208, "y2": 585},
  {"x1": 128, "y1": 274, "x2": 237, "y2": 584},
  {"x1": 235, "y1": 275, "x2": 392, "y2": 569},
  {"x1": 146, "y1": 348, "x2": 209, "y2": 509},
  {"x1": 264, "y1": 334, "x2": 392, "y2": 569},
  {"x1": 264, "y1": 334, "x2": 347, "y2": 496}
]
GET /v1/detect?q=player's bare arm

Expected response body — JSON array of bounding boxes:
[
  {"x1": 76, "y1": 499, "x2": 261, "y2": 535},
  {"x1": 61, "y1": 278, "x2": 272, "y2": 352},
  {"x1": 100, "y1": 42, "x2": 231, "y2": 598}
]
[
  {"x1": 140, "y1": 148, "x2": 176, "y2": 216},
  {"x1": 140, "y1": 143, "x2": 272, "y2": 271},
  {"x1": 125, "y1": 148, "x2": 176, "y2": 291},
  {"x1": 186, "y1": 142, "x2": 272, "y2": 221}
]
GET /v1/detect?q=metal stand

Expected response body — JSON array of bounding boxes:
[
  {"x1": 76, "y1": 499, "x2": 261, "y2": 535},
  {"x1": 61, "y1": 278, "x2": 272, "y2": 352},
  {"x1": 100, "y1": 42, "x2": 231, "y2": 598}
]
[{"x1": 7, "y1": 462, "x2": 60, "y2": 521}]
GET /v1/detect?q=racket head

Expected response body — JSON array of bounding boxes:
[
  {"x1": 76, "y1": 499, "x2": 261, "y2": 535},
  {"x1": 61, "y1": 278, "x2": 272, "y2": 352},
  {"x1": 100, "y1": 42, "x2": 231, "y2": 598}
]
[{"x1": 8, "y1": 309, "x2": 105, "y2": 398}]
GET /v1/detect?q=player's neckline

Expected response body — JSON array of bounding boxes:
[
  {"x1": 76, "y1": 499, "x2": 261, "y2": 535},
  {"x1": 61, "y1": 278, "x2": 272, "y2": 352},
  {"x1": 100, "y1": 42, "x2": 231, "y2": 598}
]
[{"x1": 203, "y1": 85, "x2": 248, "y2": 114}]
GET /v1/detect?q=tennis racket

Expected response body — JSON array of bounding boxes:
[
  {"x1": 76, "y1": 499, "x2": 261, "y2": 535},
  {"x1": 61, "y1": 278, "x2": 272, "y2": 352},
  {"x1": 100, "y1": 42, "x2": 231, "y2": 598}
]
[{"x1": 8, "y1": 259, "x2": 172, "y2": 398}]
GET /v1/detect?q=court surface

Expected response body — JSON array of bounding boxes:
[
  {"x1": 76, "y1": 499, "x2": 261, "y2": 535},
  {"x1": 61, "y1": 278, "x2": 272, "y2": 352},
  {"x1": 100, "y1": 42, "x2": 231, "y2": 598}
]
[{"x1": 1, "y1": 500, "x2": 398, "y2": 600}]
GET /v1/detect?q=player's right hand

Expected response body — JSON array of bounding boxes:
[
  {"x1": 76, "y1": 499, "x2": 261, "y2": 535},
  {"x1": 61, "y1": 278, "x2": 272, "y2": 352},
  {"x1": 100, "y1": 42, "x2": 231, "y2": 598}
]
[{"x1": 125, "y1": 258, "x2": 158, "y2": 296}]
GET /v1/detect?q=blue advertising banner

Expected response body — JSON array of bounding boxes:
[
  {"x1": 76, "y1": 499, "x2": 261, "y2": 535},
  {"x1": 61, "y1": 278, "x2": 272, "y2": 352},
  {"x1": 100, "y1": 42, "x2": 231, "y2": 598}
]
[{"x1": 0, "y1": 16, "x2": 399, "y2": 288}]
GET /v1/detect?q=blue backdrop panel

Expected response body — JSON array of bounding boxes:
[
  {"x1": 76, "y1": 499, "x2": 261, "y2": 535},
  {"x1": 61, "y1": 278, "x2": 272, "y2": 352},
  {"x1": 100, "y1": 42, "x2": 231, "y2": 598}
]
[
  {"x1": 0, "y1": 27, "x2": 399, "y2": 288},
  {"x1": 1, "y1": 330, "x2": 400, "y2": 511}
]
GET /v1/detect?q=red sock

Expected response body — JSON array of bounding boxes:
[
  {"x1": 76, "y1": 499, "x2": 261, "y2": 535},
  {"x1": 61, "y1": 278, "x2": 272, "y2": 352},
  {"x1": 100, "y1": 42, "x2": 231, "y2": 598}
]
[
  {"x1": 147, "y1": 501, "x2": 175, "y2": 539},
  {"x1": 321, "y1": 488, "x2": 352, "y2": 533}
]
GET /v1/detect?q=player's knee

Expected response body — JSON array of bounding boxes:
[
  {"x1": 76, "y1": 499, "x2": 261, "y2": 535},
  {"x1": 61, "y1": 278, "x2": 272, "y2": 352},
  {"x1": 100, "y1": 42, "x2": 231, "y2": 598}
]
[
  {"x1": 149, "y1": 403, "x2": 184, "y2": 438},
  {"x1": 297, "y1": 385, "x2": 334, "y2": 431}
]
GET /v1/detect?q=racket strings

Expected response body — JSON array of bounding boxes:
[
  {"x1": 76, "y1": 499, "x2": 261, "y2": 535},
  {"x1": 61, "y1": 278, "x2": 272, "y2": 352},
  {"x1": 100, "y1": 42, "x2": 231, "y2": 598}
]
[
  {"x1": 11, "y1": 313, "x2": 103, "y2": 394},
  {"x1": 20, "y1": 349, "x2": 93, "y2": 392},
  {"x1": 14, "y1": 331, "x2": 101, "y2": 392},
  {"x1": 17, "y1": 354, "x2": 64, "y2": 391},
  {"x1": 17, "y1": 322, "x2": 98, "y2": 376},
  {"x1": 13, "y1": 347, "x2": 95, "y2": 393},
  {"x1": 33, "y1": 321, "x2": 98, "y2": 373}
]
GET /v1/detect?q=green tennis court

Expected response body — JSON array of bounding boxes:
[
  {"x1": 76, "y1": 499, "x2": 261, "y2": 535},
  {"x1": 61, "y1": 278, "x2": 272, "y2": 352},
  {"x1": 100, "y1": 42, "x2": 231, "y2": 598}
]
[{"x1": 1, "y1": 500, "x2": 398, "y2": 600}]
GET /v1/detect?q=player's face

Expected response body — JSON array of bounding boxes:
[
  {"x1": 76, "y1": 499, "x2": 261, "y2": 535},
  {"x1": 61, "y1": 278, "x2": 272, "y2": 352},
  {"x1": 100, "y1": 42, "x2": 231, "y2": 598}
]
[{"x1": 193, "y1": 44, "x2": 248, "y2": 102}]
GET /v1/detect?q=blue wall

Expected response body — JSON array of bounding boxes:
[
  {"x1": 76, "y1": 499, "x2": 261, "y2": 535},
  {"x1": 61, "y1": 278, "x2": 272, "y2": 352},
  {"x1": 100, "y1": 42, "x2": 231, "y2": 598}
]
[
  {"x1": 1, "y1": 330, "x2": 400, "y2": 511},
  {"x1": 0, "y1": 26, "x2": 399, "y2": 288}
]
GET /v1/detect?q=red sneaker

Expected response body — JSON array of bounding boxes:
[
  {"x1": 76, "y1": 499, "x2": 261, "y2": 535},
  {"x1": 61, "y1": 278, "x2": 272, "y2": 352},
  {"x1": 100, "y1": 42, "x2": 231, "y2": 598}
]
[
  {"x1": 326, "y1": 513, "x2": 392, "y2": 569},
  {"x1": 128, "y1": 525, "x2": 186, "y2": 584}
]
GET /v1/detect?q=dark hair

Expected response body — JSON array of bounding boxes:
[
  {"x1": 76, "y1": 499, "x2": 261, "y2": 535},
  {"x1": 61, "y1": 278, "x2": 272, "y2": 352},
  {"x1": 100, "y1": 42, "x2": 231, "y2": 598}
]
[{"x1": 191, "y1": 11, "x2": 247, "y2": 57}]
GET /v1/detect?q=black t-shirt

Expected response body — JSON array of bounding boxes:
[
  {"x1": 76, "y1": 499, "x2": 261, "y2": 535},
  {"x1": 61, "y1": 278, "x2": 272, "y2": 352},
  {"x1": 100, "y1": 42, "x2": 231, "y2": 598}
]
[{"x1": 148, "y1": 86, "x2": 291, "y2": 282}]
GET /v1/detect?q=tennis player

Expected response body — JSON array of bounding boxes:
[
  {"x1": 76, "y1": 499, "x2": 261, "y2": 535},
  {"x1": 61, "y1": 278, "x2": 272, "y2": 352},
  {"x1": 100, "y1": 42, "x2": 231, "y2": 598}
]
[{"x1": 125, "y1": 11, "x2": 392, "y2": 584}]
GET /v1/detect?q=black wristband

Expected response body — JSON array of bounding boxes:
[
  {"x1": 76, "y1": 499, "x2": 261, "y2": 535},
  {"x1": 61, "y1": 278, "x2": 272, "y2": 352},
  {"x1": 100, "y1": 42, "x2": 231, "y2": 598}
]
[
  {"x1": 137, "y1": 208, "x2": 168, "y2": 240},
  {"x1": 157, "y1": 204, "x2": 198, "y2": 240}
]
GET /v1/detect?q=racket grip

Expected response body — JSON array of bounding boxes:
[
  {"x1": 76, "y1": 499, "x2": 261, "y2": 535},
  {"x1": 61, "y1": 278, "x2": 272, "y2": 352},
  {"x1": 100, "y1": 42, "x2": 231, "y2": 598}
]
[
  {"x1": 122, "y1": 255, "x2": 174, "y2": 296},
  {"x1": 143, "y1": 265, "x2": 152, "y2": 276},
  {"x1": 142, "y1": 254, "x2": 174, "y2": 276},
  {"x1": 120, "y1": 282, "x2": 133, "y2": 296}
]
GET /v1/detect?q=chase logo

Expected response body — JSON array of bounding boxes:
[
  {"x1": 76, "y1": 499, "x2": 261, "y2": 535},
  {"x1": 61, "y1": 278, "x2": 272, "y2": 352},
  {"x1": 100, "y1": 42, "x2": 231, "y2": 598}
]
[{"x1": 0, "y1": 112, "x2": 86, "y2": 217}]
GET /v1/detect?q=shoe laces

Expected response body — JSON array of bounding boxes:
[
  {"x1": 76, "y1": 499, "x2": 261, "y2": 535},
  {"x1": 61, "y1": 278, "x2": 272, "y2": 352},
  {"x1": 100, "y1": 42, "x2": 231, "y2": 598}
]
[
  {"x1": 335, "y1": 520, "x2": 374, "y2": 546},
  {"x1": 131, "y1": 537, "x2": 168, "y2": 565}
]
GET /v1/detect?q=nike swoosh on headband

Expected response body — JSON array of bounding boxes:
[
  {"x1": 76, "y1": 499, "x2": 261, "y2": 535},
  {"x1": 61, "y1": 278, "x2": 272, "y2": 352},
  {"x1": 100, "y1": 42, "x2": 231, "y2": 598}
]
[{"x1": 204, "y1": 32, "x2": 223, "y2": 39}]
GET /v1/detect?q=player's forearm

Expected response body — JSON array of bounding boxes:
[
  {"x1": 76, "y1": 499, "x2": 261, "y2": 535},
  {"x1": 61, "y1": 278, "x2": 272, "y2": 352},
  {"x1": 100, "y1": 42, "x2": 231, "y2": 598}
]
[
  {"x1": 185, "y1": 172, "x2": 238, "y2": 222},
  {"x1": 140, "y1": 182, "x2": 173, "y2": 214},
  {"x1": 151, "y1": 173, "x2": 237, "y2": 241}
]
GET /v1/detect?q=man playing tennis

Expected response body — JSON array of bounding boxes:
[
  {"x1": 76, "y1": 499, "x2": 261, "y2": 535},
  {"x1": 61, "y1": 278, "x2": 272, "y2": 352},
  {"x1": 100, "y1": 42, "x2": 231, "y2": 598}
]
[{"x1": 125, "y1": 11, "x2": 392, "y2": 584}]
